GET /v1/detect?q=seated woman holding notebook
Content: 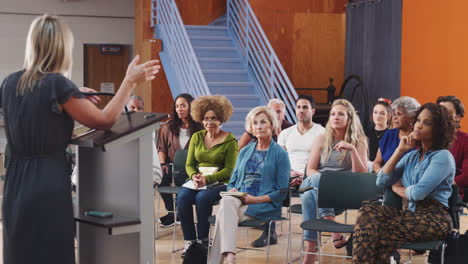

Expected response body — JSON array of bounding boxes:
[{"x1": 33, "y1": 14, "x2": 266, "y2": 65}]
[
  {"x1": 207, "y1": 106, "x2": 290, "y2": 264},
  {"x1": 176, "y1": 95, "x2": 239, "y2": 257}
]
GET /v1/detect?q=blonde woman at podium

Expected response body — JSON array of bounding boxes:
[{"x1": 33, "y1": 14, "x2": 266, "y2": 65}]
[
  {"x1": 177, "y1": 95, "x2": 239, "y2": 257},
  {"x1": 0, "y1": 15, "x2": 160, "y2": 264}
]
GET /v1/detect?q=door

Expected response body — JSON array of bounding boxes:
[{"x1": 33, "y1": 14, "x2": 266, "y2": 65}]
[{"x1": 84, "y1": 44, "x2": 131, "y2": 109}]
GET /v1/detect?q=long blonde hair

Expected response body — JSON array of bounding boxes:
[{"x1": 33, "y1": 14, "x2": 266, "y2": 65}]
[
  {"x1": 17, "y1": 15, "x2": 73, "y2": 95},
  {"x1": 321, "y1": 99, "x2": 367, "y2": 164}
]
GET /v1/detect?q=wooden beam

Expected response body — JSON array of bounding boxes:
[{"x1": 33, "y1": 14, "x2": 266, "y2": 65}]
[{"x1": 135, "y1": 0, "x2": 173, "y2": 114}]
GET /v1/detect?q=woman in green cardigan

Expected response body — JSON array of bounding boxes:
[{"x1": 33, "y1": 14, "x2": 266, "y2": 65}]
[{"x1": 177, "y1": 95, "x2": 239, "y2": 257}]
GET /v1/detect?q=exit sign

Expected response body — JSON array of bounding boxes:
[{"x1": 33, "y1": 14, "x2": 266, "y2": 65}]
[{"x1": 100, "y1": 45, "x2": 122, "y2": 55}]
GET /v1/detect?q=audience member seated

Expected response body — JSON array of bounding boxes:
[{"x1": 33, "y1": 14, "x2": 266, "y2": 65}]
[
  {"x1": 207, "y1": 106, "x2": 290, "y2": 264},
  {"x1": 176, "y1": 95, "x2": 239, "y2": 257},
  {"x1": 300, "y1": 99, "x2": 369, "y2": 264},
  {"x1": 126, "y1": 95, "x2": 144, "y2": 112},
  {"x1": 365, "y1": 98, "x2": 393, "y2": 162},
  {"x1": 373, "y1": 96, "x2": 420, "y2": 172},
  {"x1": 156, "y1": 93, "x2": 203, "y2": 227},
  {"x1": 126, "y1": 96, "x2": 164, "y2": 188},
  {"x1": 238, "y1": 98, "x2": 293, "y2": 149},
  {"x1": 438, "y1": 95, "x2": 468, "y2": 199},
  {"x1": 352, "y1": 103, "x2": 456, "y2": 263},
  {"x1": 250, "y1": 95, "x2": 323, "y2": 248},
  {"x1": 278, "y1": 94, "x2": 325, "y2": 185}
]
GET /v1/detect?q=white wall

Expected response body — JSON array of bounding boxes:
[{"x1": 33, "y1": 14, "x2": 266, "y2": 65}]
[{"x1": 0, "y1": 0, "x2": 135, "y2": 86}]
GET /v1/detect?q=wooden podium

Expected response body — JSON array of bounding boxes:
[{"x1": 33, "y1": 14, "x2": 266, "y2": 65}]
[{"x1": 71, "y1": 112, "x2": 168, "y2": 264}]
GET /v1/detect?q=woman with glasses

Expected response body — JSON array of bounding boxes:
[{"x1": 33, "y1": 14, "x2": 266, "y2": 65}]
[{"x1": 176, "y1": 95, "x2": 239, "y2": 257}]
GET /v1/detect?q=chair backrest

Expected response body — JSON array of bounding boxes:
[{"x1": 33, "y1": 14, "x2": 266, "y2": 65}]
[
  {"x1": 448, "y1": 184, "x2": 461, "y2": 229},
  {"x1": 317, "y1": 171, "x2": 382, "y2": 209},
  {"x1": 173, "y1": 149, "x2": 189, "y2": 181},
  {"x1": 383, "y1": 187, "x2": 403, "y2": 210}
]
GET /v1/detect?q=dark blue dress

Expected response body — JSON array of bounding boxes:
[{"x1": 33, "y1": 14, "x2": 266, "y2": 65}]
[
  {"x1": 379, "y1": 128, "x2": 413, "y2": 164},
  {"x1": 1, "y1": 71, "x2": 84, "y2": 264}
]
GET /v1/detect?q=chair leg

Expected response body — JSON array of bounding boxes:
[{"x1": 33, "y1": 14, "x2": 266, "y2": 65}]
[
  {"x1": 300, "y1": 230, "x2": 305, "y2": 263},
  {"x1": 266, "y1": 221, "x2": 272, "y2": 264},
  {"x1": 155, "y1": 192, "x2": 161, "y2": 239},
  {"x1": 318, "y1": 231, "x2": 322, "y2": 256},
  {"x1": 207, "y1": 221, "x2": 214, "y2": 257},
  {"x1": 171, "y1": 193, "x2": 177, "y2": 252},
  {"x1": 286, "y1": 215, "x2": 292, "y2": 264},
  {"x1": 441, "y1": 243, "x2": 446, "y2": 264},
  {"x1": 152, "y1": 188, "x2": 157, "y2": 262}
]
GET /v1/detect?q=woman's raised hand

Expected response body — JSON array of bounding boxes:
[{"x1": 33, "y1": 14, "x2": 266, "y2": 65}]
[
  {"x1": 398, "y1": 134, "x2": 416, "y2": 153},
  {"x1": 334, "y1": 141, "x2": 354, "y2": 151},
  {"x1": 124, "y1": 55, "x2": 161, "y2": 85}
]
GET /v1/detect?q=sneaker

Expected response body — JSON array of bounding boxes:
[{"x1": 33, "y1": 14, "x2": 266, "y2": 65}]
[
  {"x1": 181, "y1": 240, "x2": 195, "y2": 258},
  {"x1": 158, "y1": 214, "x2": 179, "y2": 228}
]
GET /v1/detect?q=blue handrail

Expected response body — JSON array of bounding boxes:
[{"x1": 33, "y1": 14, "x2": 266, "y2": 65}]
[
  {"x1": 153, "y1": 0, "x2": 210, "y2": 98},
  {"x1": 227, "y1": 0, "x2": 298, "y2": 122}
]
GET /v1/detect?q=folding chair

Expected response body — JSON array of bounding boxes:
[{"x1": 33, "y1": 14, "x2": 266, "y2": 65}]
[
  {"x1": 299, "y1": 171, "x2": 382, "y2": 262},
  {"x1": 207, "y1": 188, "x2": 292, "y2": 264},
  {"x1": 155, "y1": 149, "x2": 188, "y2": 252},
  {"x1": 385, "y1": 184, "x2": 467, "y2": 264}
]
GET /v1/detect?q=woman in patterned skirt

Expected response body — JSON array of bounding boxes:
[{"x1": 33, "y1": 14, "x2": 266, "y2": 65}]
[{"x1": 352, "y1": 103, "x2": 457, "y2": 263}]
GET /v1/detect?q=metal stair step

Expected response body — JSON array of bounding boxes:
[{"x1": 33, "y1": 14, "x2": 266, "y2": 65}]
[
  {"x1": 225, "y1": 94, "x2": 261, "y2": 108},
  {"x1": 203, "y1": 70, "x2": 249, "y2": 82},
  {"x1": 194, "y1": 47, "x2": 239, "y2": 58},
  {"x1": 208, "y1": 82, "x2": 256, "y2": 94},
  {"x1": 198, "y1": 58, "x2": 243, "y2": 70},
  {"x1": 189, "y1": 36, "x2": 233, "y2": 47},
  {"x1": 185, "y1": 25, "x2": 228, "y2": 37},
  {"x1": 222, "y1": 121, "x2": 246, "y2": 138}
]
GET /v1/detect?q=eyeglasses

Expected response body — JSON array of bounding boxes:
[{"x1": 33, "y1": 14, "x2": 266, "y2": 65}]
[{"x1": 202, "y1": 118, "x2": 220, "y2": 123}]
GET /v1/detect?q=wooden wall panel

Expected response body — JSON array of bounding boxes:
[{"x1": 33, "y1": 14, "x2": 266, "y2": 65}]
[
  {"x1": 250, "y1": 0, "x2": 346, "y2": 14},
  {"x1": 175, "y1": 0, "x2": 226, "y2": 25},
  {"x1": 292, "y1": 13, "x2": 346, "y2": 103},
  {"x1": 135, "y1": 0, "x2": 173, "y2": 115},
  {"x1": 401, "y1": 0, "x2": 468, "y2": 130},
  {"x1": 84, "y1": 45, "x2": 130, "y2": 109},
  {"x1": 249, "y1": 0, "x2": 347, "y2": 104}
]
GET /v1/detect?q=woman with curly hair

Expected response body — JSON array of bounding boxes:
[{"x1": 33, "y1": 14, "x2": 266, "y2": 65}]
[
  {"x1": 300, "y1": 99, "x2": 369, "y2": 263},
  {"x1": 176, "y1": 95, "x2": 239, "y2": 257},
  {"x1": 157, "y1": 93, "x2": 203, "y2": 227},
  {"x1": 352, "y1": 103, "x2": 457, "y2": 263}
]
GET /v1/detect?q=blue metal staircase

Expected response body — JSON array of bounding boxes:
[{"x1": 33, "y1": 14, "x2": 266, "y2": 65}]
[
  {"x1": 186, "y1": 25, "x2": 264, "y2": 136},
  {"x1": 153, "y1": 0, "x2": 297, "y2": 138}
]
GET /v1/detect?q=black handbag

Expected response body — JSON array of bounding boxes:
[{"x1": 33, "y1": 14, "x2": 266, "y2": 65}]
[
  {"x1": 428, "y1": 230, "x2": 468, "y2": 264},
  {"x1": 182, "y1": 241, "x2": 207, "y2": 264},
  {"x1": 444, "y1": 230, "x2": 468, "y2": 264}
]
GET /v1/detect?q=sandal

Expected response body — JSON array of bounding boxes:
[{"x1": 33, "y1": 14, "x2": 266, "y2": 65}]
[
  {"x1": 225, "y1": 253, "x2": 236, "y2": 264},
  {"x1": 332, "y1": 235, "x2": 348, "y2": 249}
]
